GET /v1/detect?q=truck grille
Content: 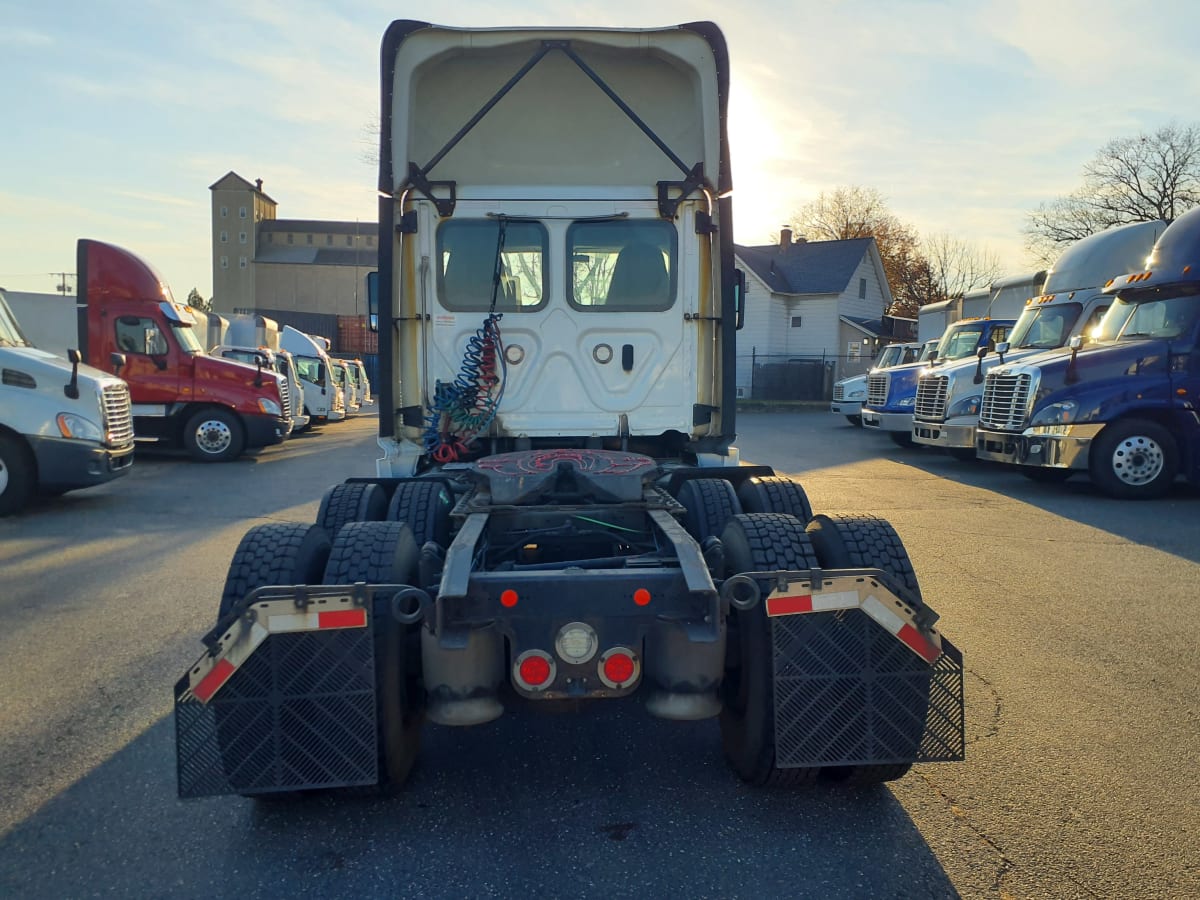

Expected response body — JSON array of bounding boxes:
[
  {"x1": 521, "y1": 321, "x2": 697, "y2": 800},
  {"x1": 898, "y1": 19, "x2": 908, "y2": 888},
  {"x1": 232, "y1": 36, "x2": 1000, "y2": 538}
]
[
  {"x1": 979, "y1": 372, "x2": 1032, "y2": 430},
  {"x1": 832, "y1": 383, "x2": 846, "y2": 402},
  {"x1": 102, "y1": 382, "x2": 134, "y2": 449},
  {"x1": 914, "y1": 374, "x2": 948, "y2": 422},
  {"x1": 866, "y1": 373, "x2": 889, "y2": 407},
  {"x1": 277, "y1": 375, "x2": 291, "y2": 418}
]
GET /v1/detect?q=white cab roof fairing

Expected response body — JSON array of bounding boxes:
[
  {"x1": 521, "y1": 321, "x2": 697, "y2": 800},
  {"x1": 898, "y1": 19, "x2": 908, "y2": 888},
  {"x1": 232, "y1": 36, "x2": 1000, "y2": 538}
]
[{"x1": 380, "y1": 22, "x2": 731, "y2": 199}]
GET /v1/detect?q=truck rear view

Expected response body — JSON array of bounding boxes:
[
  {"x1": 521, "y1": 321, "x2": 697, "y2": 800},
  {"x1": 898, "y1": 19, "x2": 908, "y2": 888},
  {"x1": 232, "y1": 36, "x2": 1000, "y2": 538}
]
[{"x1": 175, "y1": 21, "x2": 964, "y2": 799}]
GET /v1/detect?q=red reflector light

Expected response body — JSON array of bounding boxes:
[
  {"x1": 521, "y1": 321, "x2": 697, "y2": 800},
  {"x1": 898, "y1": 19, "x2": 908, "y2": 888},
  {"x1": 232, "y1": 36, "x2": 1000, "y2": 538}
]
[
  {"x1": 633, "y1": 588, "x2": 651, "y2": 606},
  {"x1": 500, "y1": 589, "x2": 518, "y2": 608},
  {"x1": 518, "y1": 654, "x2": 552, "y2": 686},
  {"x1": 603, "y1": 652, "x2": 635, "y2": 685}
]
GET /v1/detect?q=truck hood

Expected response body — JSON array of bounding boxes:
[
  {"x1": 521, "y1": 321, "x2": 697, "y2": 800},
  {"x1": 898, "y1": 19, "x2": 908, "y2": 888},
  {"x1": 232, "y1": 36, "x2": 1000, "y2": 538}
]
[
  {"x1": 1005, "y1": 339, "x2": 1174, "y2": 422},
  {"x1": 1, "y1": 345, "x2": 121, "y2": 388},
  {"x1": 194, "y1": 352, "x2": 283, "y2": 397}
]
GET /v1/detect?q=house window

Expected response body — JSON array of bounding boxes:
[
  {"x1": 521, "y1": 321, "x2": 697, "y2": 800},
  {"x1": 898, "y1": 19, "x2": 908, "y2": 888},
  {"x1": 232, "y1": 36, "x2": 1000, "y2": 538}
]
[
  {"x1": 239, "y1": 206, "x2": 247, "y2": 219},
  {"x1": 287, "y1": 233, "x2": 294, "y2": 244},
  {"x1": 859, "y1": 278, "x2": 867, "y2": 299},
  {"x1": 220, "y1": 256, "x2": 229, "y2": 269},
  {"x1": 239, "y1": 232, "x2": 247, "y2": 244},
  {"x1": 220, "y1": 206, "x2": 228, "y2": 218},
  {"x1": 220, "y1": 230, "x2": 228, "y2": 243},
  {"x1": 791, "y1": 316, "x2": 802, "y2": 328},
  {"x1": 239, "y1": 256, "x2": 247, "y2": 269}
]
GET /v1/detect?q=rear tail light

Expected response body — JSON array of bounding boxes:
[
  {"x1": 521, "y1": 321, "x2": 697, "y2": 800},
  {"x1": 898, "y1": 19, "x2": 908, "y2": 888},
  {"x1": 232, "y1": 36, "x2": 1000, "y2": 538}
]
[
  {"x1": 513, "y1": 650, "x2": 555, "y2": 691},
  {"x1": 597, "y1": 647, "x2": 640, "y2": 689}
]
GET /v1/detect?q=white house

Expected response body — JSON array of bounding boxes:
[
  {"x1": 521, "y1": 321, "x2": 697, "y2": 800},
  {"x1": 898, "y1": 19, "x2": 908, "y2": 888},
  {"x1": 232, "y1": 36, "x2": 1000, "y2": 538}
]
[{"x1": 733, "y1": 230, "x2": 909, "y2": 399}]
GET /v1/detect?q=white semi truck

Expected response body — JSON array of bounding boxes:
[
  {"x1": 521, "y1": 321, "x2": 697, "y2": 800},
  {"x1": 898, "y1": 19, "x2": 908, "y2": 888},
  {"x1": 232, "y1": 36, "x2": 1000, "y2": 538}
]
[
  {"x1": 280, "y1": 325, "x2": 344, "y2": 424},
  {"x1": 207, "y1": 313, "x2": 309, "y2": 433},
  {"x1": 176, "y1": 21, "x2": 964, "y2": 799},
  {"x1": 0, "y1": 290, "x2": 134, "y2": 514}
]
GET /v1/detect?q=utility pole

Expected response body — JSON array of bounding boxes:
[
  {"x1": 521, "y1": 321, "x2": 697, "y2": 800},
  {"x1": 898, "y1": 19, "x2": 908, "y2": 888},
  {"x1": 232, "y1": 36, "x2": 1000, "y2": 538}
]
[{"x1": 50, "y1": 272, "x2": 76, "y2": 296}]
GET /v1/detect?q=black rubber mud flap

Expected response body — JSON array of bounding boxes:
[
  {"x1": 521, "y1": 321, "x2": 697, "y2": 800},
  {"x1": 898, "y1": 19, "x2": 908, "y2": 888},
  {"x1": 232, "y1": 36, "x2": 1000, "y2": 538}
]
[{"x1": 175, "y1": 523, "x2": 384, "y2": 799}]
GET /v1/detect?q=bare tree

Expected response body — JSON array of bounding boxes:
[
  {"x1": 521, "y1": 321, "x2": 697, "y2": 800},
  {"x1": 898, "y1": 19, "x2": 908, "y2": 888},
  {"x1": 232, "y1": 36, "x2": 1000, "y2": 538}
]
[
  {"x1": 922, "y1": 232, "x2": 1004, "y2": 301},
  {"x1": 1025, "y1": 122, "x2": 1200, "y2": 261}
]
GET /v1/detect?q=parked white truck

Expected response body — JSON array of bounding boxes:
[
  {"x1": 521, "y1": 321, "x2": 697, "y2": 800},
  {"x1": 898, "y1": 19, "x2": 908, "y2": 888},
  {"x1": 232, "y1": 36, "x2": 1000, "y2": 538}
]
[
  {"x1": 176, "y1": 20, "x2": 964, "y2": 800},
  {"x1": 0, "y1": 290, "x2": 134, "y2": 514},
  {"x1": 280, "y1": 325, "x2": 344, "y2": 424},
  {"x1": 207, "y1": 313, "x2": 309, "y2": 433},
  {"x1": 912, "y1": 221, "x2": 1167, "y2": 459}
]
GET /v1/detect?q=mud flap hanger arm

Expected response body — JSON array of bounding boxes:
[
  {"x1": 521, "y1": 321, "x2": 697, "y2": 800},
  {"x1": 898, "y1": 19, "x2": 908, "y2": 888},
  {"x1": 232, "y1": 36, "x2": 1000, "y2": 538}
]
[{"x1": 401, "y1": 39, "x2": 707, "y2": 219}]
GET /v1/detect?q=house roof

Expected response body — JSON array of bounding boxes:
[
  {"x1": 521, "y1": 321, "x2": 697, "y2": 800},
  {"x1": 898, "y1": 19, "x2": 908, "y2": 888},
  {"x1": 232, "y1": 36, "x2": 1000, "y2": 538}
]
[
  {"x1": 734, "y1": 237, "x2": 875, "y2": 294},
  {"x1": 260, "y1": 219, "x2": 375, "y2": 236},
  {"x1": 209, "y1": 171, "x2": 277, "y2": 205},
  {"x1": 840, "y1": 315, "x2": 884, "y2": 338},
  {"x1": 255, "y1": 245, "x2": 378, "y2": 267}
]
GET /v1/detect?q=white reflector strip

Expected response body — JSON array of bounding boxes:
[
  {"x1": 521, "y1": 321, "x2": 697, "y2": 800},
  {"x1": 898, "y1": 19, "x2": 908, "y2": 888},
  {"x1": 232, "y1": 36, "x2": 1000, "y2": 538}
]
[
  {"x1": 812, "y1": 589, "x2": 859, "y2": 612},
  {"x1": 268, "y1": 607, "x2": 367, "y2": 633},
  {"x1": 862, "y1": 594, "x2": 905, "y2": 636}
]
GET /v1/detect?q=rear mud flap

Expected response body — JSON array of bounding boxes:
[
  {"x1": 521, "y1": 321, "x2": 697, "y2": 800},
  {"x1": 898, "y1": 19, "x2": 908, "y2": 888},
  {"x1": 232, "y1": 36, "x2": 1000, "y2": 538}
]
[
  {"x1": 175, "y1": 588, "x2": 385, "y2": 798},
  {"x1": 765, "y1": 576, "x2": 965, "y2": 768}
]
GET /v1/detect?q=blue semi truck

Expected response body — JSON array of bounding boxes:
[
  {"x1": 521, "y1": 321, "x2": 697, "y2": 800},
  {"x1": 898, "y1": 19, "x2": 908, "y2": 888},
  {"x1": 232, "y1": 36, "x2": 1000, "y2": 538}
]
[{"x1": 976, "y1": 207, "x2": 1200, "y2": 498}]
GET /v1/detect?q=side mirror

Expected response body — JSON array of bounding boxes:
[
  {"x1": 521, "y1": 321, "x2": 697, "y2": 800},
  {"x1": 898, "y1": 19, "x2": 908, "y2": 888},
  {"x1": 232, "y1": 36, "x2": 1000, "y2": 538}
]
[
  {"x1": 65, "y1": 348, "x2": 82, "y2": 399},
  {"x1": 976, "y1": 346, "x2": 988, "y2": 359},
  {"x1": 995, "y1": 341, "x2": 1009, "y2": 356},
  {"x1": 366, "y1": 271, "x2": 379, "y2": 333},
  {"x1": 1068, "y1": 335, "x2": 1083, "y2": 351},
  {"x1": 973, "y1": 345, "x2": 987, "y2": 384},
  {"x1": 734, "y1": 268, "x2": 746, "y2": 331},
  {"x1": 110, "y1": 351, "x2": 127, "y2": 376}
]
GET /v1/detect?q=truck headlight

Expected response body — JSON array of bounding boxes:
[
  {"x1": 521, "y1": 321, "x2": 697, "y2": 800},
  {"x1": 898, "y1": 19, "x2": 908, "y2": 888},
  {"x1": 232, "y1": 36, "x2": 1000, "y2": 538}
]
[
  {"x1": 1030, "y1": 400, "x2": 1078, "y2": 426},
  {"x1": 946, "y1": 394, "x2": 981, "y2": 418},
  {"x1": 257, "y1": 398, "x2": 282, "y2": 416},
  {"x1": 56, "y1": 413, "x2": 102, "y2": 442}
]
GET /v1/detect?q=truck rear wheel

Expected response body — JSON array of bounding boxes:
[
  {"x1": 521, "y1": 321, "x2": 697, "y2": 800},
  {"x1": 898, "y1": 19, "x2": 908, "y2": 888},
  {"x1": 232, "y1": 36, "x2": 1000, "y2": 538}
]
[
  {"x1": 324, "y1": 521, "x2": 423, "y2": 790},
  {"x1": 387, "y1": 480, "x2": 453, "y2": 548},
  {"x1": 736, "y1": 476, "x2": 813, "y2": 524},
  {"x1": 804, "y1": 514, "x2": 924, "y2": 783},
  {"x1": 219, "y1": 523, "x2": 331, "y2": 621},
  {"x1": 317, "y1": 482, "x2": 388, "y2": 538},
  {"x1": 1089, "y1": 419, "x2": 1178, "y2": 499},
  {"x1": 676, "y1": 477, "x2": 742, "y2": 541},
  {"x1": 184, "y1": 407, "x2": 245, "y2": 463},
  {"x1": 0, "y1": 434, "x2": 35, "y2": 517},
  {"x1": 719, "y1": 513, "x2": 821, "y2": 787}
]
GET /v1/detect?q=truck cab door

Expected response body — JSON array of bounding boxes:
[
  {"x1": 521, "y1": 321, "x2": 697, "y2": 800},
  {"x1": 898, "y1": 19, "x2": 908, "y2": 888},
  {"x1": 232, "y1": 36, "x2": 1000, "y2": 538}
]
[{"x1": 113, "y1": 315, "x2": 182, "y2": 404}]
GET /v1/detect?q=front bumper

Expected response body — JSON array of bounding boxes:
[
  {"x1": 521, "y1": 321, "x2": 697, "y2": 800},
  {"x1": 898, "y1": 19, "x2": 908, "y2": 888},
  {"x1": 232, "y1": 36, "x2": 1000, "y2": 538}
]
[
  {"x1": 831, "y1": 401, "x2": 863, "y2": 415},
  {"x1": 29, "y1": 436, "x2": 134, "y2": 490},
  {"x1": 862, "y1": 409, "x2": 914, "y2": 433},
  {"x1": 243, "y1": 414, "x2": 290, "y2": 449},
  {"x1": 912, "y1": 419, "x2": 976, "y2": 450},
  {"x1": 975, "y1": 423, "x2": 1104, "y2": 469}
]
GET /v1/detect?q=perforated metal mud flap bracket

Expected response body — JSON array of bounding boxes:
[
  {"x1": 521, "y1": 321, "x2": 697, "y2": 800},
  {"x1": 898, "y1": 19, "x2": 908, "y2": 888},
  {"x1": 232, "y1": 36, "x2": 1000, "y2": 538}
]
[
  {"x1": 763, "y1": 571, "x2": 965, "y2": 768},
  {"x1": 174, "y1": 585, "x2": 399, "y2": 799}
]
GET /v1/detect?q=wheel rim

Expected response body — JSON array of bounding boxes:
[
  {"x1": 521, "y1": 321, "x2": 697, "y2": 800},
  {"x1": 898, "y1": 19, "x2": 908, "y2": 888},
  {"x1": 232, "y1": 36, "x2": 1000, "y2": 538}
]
[
  {"x1": 1110, "y1": 434, "x2": 1165, "y2": 486},
  {"x1": 195, "y1": 419, "x2": 233, "y2": 455}
]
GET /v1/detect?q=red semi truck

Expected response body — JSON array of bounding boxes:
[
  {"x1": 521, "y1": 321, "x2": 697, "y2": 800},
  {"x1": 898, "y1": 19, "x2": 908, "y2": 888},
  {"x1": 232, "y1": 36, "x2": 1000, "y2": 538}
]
[{"x1": 10, "y1": 240, "x2": 290, "y2": 462}]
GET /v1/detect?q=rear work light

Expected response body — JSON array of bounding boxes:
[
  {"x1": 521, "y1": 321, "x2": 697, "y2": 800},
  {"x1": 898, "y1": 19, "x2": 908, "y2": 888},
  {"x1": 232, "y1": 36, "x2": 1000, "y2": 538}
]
[
  {"x1": 514, "y1": 650, "x2": 555, "y2": 691},
  {"x1": 598, "y1": 647, "x2": 640, "y2": 689}
]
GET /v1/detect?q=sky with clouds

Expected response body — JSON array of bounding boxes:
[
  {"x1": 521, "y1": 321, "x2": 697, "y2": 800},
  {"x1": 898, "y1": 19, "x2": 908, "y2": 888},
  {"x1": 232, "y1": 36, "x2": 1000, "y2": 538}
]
[{"x1": 0, "y1": 0, "x2": 1195, "y2": 300}]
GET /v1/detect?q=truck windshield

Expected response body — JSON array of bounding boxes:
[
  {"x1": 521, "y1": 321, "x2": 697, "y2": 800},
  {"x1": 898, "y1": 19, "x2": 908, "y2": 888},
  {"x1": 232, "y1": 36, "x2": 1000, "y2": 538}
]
[
  {"x1": 1094, "y1": 285, "x2": 1200, "y2": 341},
  {"x1": 171, "y1": 324, "x2": 204, "y2": 354},
  {"x1": 568, "y1": 220, "x2": 677, "y2": 311},
  {"x1": 874, "y1": 345, "x2": 902, "y2": 368},
  {"x1": 936, "y1": 326, "x2": 986, "y2": 361},
  {"x1": 294, "y1": 355, "x2": 325, "y2": 386},
  {"x1": 0, "y1": 302, "x2": 30, "y2": 347},
  {"x1": 437, "y1": 220, "x2": 548, "y2": 311},
  {"x1": 1008, "y1": 303, "x2": 1082, "y2": 350}
]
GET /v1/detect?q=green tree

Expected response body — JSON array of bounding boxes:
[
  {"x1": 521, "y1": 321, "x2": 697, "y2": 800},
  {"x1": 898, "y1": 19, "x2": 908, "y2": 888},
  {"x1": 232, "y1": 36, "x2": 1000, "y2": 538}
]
[{"x1": 186, "y1": 288, "x2": 212, "y2": 312}]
